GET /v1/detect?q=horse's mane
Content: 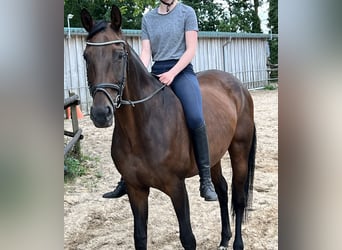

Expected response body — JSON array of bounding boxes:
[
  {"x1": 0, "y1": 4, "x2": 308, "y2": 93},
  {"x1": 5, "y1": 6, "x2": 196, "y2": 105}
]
[{"x1": 87, "y1": 20, "x2": 109, "y2": 40}]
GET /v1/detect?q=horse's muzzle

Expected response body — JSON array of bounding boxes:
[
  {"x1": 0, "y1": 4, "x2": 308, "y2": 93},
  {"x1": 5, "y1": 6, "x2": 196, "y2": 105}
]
[{"x1": 90, "y1": 105, "x2": 114, "y2": 128}]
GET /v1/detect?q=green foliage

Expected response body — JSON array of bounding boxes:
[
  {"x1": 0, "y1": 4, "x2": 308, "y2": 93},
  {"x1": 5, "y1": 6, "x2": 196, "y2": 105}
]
[
  {"x1": 250, "y1": 0, "x2": 261, "y2": 33},
  {"x1": 268, "y1": 0, "x2": 278, "y2": 34},
  {"x1": 264, "y1": 84, "x2": 277, "y2": 90},
  {"x1": 182, "y1": 0, "x2": 229, "y2": 31},
  {"x1": 64, "y1": 156, "x2": 85, "y2": 179},
  {"x1": 268, "y1": 0, "x2": 278, "y2": 63},
  {"x1": 182, "y1": 0, "x2": 261, "y2": 32},
  {"x1": 268, "y1": 0, "x2": 278, "y2": 79},
  {"x1": 268, "y1": 38, "x2": 278, "y2": 65},
  {"x1": 64, "y1": 0, "x2": 263, "y2": 32},
  {"x1": 224, "y1": 0, "x2": 260, "y2": 32},
  {"x1": 64, "y1": 152, "x2": 98, "y2": 182},
  {"x1": 185, "y1": 0, "x2": 262, "y2": 33},
  {"x1": 64, "y1": 0, "x2": 158, "y2": 29}
]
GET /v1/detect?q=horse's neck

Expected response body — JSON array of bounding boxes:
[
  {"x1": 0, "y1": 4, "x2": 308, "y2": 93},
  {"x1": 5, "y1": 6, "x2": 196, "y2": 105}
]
[
  {"x1": 115, "y1": 48, "x2": 165, "y2": 132},
  {"x1": 114, "y1": 52, "x2": 187, "y2": 151},
  {"x1": 125, "y1": 47, "x2": 157, "y2": 99}
]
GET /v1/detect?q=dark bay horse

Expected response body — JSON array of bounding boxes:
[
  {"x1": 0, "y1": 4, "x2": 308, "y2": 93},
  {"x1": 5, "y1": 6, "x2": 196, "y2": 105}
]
[{"x1": 81, "y1": 5, "x2": 256, "y2": 250}]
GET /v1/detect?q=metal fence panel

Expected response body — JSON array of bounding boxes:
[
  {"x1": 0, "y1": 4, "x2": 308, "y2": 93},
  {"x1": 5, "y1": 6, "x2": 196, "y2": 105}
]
[{"x1": 64, "y1": 29, "x2": 273, "y2": 115}]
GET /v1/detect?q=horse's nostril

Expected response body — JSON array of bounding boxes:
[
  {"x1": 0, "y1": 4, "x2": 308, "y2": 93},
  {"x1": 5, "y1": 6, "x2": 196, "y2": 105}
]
[
  {"x1": 106, "y1": 106, "x2": 111, "y2": 115},
  {"x1": 105, "y1": 106, "x2": 113, "y2": 122}
]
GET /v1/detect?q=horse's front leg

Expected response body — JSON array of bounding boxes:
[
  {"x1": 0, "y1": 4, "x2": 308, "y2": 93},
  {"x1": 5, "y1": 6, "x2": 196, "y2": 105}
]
[
  {"x1": 127, "y1": 185, "x2": 150, "y2": 250},
  {"x1": 168, "y1": 179, "x2": 196, "y2": 250}
]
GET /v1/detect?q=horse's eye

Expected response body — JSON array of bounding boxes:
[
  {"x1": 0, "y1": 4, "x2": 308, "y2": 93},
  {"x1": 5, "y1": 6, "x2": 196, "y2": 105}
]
[{"x1": 113, "y1": 51, "x2": 125, "y2": 60}]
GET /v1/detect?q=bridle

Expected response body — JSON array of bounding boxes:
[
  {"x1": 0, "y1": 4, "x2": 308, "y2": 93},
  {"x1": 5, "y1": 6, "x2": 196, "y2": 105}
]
[{"x1": 86, "y1": 39, "x2": 165, "y2": 109}]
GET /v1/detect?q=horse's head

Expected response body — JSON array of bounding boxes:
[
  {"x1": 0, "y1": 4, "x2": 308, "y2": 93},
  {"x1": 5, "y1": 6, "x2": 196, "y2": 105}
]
[{"x1": 81, "y1": 5, "x2": 127, "y2": 128}]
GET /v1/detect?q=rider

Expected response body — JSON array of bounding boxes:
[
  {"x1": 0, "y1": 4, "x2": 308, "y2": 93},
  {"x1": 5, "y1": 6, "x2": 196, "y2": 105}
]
[{"x1": 103, "y1": 0, "x2": 217, "y2": 201}]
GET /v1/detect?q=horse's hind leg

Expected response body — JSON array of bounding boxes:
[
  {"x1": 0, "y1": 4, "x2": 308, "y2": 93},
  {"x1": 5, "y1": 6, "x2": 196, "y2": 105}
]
[
  {"x1": 168, "y1": 179, "x2": 196, "y2": 250},
  {"x1": 228, "y1": 126, "x2": 255, "y2": 250},
  {"x1": 229, "y1": 143, "x2": 248, "y2": 250},
  {"x1": 211, "y1": 162, "x2": 232, "y2": 249}
]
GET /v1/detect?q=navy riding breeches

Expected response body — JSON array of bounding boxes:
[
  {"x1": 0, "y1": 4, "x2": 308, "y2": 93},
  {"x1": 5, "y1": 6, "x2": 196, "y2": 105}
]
[{"x1": 152, "y1": 60, "x2": 205, "y2": 130}]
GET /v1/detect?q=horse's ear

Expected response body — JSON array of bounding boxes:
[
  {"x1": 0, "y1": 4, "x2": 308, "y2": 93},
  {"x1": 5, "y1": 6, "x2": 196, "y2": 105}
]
[
  {"x1": 111, "y1": 5, "x2": 122, "y2": 31},
  {"x1": 80, "y1": 8, "x2": 94, "y2": 32}
]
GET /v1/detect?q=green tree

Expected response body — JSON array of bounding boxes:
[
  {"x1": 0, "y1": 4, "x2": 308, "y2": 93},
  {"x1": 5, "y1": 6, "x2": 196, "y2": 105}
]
[
  {"x1": 267, "y1": 0, "x2": 278, "y2": 79},
  {"x1": 268, "y1": 0, "x2": 278, "y2": 64},
  {"x1": 251, "y1": 0, "x2": 262, "y2": 33},
  {"x1": 222, "y1": 0, "x2": 258, "y2": 32},
  {"x1": 182, "y1": 0, "x2": 262, "y2": 32},
  {"x1": 64, "y1": 0, "x2": 157, "y2": 29},
  {"x1": 182, "y1": 0, "x2": 229, "y2": 31},
  {"x1": 64, "y1": 1, "x2": 264, "y2": 33}
]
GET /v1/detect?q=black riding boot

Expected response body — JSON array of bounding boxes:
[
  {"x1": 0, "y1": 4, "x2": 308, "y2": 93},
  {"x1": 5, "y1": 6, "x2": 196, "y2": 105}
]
[
  {"x1": 191, "y1": 124, "x2": 218, "y2": 201},
  {"x1": 102, "y1": 177, "x2": 127, "y2": 198}
]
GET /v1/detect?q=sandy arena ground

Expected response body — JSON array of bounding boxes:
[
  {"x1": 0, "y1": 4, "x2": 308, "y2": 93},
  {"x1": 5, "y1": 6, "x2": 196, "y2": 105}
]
[{"x1": 64, "y1": 89, "x2": 278, "y2": 250}]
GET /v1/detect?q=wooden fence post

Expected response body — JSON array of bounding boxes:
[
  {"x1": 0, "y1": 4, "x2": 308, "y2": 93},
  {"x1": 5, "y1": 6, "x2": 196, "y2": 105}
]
[{"x1": 64, "y1": 93, "x2": 83, "y2": 158}]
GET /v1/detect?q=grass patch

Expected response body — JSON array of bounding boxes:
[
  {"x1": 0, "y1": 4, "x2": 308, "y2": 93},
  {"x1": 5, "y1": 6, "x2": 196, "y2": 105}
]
[
  {"x1": 264, "y1": 84, "x2": 277, "y2": 90},
  {"x1": 64, "y1": 152, "x2": 99, "y2": 183}
]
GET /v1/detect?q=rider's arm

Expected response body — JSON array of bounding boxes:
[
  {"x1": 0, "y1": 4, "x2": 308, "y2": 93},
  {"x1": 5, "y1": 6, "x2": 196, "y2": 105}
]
[{"x1": 140, "y1": 39, "x2": 152, "y2": 68}]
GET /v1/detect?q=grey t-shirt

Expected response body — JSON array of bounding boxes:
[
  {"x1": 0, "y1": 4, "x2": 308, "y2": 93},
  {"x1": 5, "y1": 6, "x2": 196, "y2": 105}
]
[{"x1": 141, "y1": 3, "x2": 198, "y2": 61}]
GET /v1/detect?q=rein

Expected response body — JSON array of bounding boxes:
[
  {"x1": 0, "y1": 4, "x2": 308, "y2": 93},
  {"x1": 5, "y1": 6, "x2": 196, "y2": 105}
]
[{"x1": 86, "y1": 39, "x2": 165, "y2": 108}]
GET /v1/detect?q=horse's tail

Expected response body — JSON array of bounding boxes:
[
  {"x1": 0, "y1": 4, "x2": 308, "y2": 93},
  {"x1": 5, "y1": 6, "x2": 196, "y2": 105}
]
[
  {"x1": 245, "y1": 124, "x2": 256, "y2": 211},
  {"x1": 232, "y1": 124, "x2": 257, "y2": 221}
]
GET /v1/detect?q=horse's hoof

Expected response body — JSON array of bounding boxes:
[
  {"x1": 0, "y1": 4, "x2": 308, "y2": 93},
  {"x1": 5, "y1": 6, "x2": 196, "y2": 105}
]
[{"x1": 217, "y1": 246, "x2": 228, "y2": 250}]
